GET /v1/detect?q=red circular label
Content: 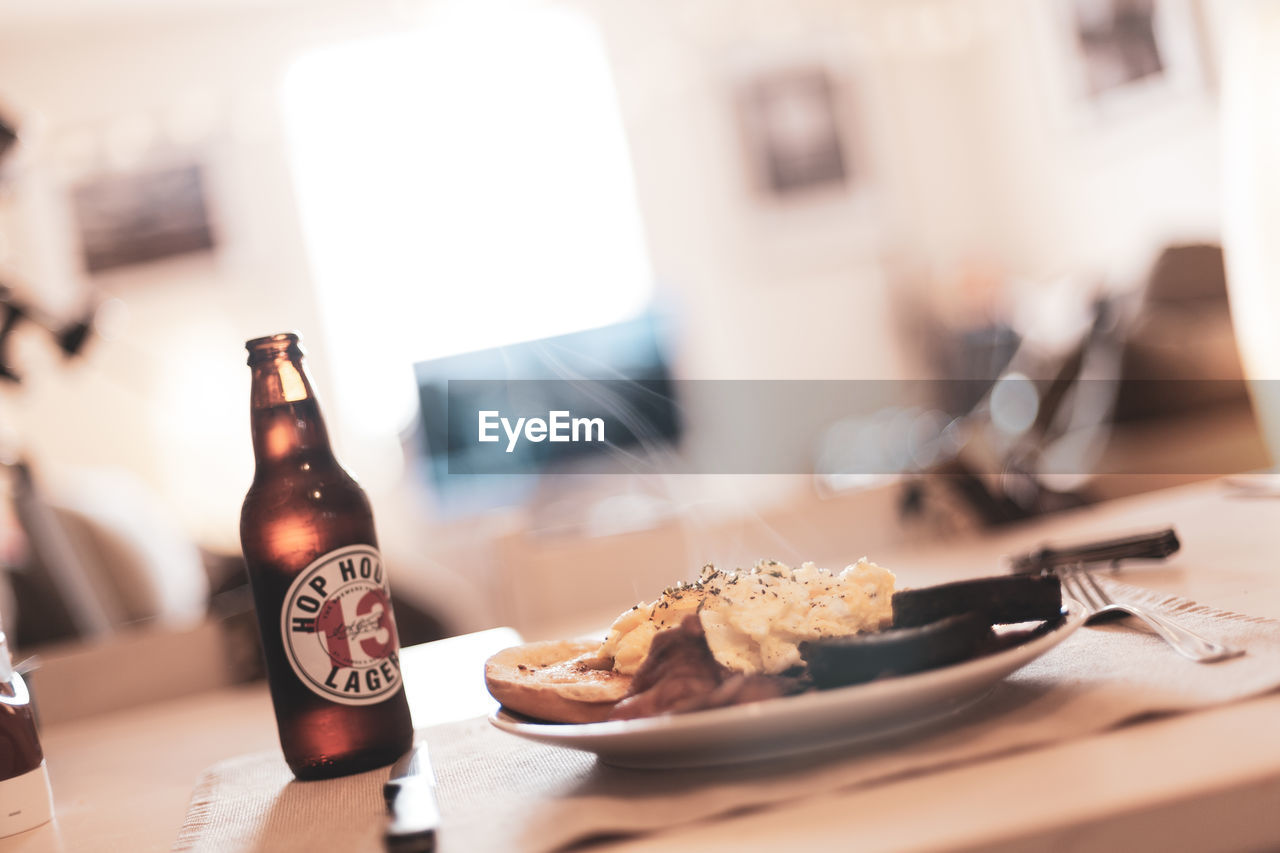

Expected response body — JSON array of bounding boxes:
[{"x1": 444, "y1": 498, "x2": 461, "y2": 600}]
[
  {"x1": 280, "y1": 545, "x2": 403, "y2": 706},
  {"x1": 315, "y1": 587, "x2": 394, "y2": 669}
]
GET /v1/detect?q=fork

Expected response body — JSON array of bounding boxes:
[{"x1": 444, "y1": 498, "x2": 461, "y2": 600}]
[{"x1": 1059, "y1": 568, "x2": 1245, "y2": 663}]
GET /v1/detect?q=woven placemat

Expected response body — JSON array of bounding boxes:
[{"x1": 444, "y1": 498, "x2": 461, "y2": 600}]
[{"x1": 175, "y1": 581, "x2": 1280, "y2": 852}]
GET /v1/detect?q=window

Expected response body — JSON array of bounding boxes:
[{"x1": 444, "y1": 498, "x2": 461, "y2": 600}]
[{"x1": 281, "y1": 8, "x2": 653, "y2": 444}]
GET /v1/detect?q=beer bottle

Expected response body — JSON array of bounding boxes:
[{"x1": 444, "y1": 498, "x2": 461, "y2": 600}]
[{"x1": 239, "y1": 332, "x2": 413, "y2": 780}]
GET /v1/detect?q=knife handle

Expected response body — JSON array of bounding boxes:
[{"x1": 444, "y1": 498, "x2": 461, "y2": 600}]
[
  {"x1": 1007, "y1": 528, "x2": 1180, "y2": 574},
  {"x1": 384, "y1": 778, "x2": 439, "y2": 853}
]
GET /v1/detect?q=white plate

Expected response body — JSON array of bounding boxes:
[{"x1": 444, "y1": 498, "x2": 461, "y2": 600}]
[{"x1": 490, "y1": 600, "x2": 1086, "y2": 768}]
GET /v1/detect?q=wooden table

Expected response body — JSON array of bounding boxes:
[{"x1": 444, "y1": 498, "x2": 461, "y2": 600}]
[{"x1": 5, "y1": 478, "x2": 1280, "y2": 852}]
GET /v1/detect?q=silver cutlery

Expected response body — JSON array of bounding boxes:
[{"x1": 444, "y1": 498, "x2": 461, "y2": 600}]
[
  {"x1": 1008, "y1": 528, "x2": 1180, "y2": 574},
  {"x1": 1059, "y1": 568, "x2": 1244, "y2": 663},
  {"x1": 384, "y1": 740, "x2": 439, "y2": 853}
]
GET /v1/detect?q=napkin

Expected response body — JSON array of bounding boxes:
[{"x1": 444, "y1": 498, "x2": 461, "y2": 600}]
[{"x1": 173, "y1": 580, "x2": 1280, "y2": 853}]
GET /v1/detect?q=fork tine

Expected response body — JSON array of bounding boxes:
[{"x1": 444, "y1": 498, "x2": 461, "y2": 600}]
[
  {"x1": 1059, "y1": 570, "x2": 1086, "y2": 610},
  {"x1": 1063, "y1": 569, "x2": 1101, "y2": 612},
  {"x1": 1057, "y1": 570, "x2": 1074, "y2": 602},
  {"x1": 1080, "y1": 570, "x2": 1113, "y2": 607},
  {"x1": 1058, "y1": 569, "x2": 1242, "y2": 662},
  {"x1": 1057, "y1": 570, "x2": 1072, "y2": 601}
]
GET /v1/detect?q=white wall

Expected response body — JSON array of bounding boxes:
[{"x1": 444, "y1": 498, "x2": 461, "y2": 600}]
[
  {"x1": 0, "y1": 0, "x2": 1227, "y2": 629},
  {"x1": 0, "y1": 2, "x2": 408, "y2": 550}
]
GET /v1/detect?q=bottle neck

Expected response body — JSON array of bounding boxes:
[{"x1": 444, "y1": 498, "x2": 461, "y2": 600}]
[{"x1": 248, "y1": 355, "x2": 335, "y2": 465}]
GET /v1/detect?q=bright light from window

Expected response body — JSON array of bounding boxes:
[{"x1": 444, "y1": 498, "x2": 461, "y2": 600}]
[{"x1": 281, "y1": 7, "x2": 653, "y2": 445}]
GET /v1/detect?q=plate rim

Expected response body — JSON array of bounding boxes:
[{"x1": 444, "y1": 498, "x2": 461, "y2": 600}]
[{"x1": 490, "y1": 597, "x2": 1086, "y2": 740}]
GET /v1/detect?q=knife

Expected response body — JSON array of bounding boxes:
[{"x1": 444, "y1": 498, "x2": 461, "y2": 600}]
[
  {"x1": 383, "y1": 741, "x2": 439, "y2": 853},
  {"x1": 1007, "y1": 527, "x2": 1180, "y2": 575}
]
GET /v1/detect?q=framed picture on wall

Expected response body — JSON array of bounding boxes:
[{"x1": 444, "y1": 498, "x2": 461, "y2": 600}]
[
  {"x1": 736, "y1": 64, "x2": 852, "y2": 198},
  {"x1": 1054, "y1": 0, "x2": 1209, "y2": 114},
  {"x1": 70, "y1": 162, "x2": 216, "y2": 275}
]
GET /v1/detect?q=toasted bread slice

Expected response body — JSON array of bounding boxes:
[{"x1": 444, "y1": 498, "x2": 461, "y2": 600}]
[
  {"x1": 800, "y1": 612, "x2": 993, "y2": 688},
  {"x1": 891, "y1": 574, "x2": 1062, "y2": 628},
  {"x1": 484, "y1": 640, "x2": 632, "y2": 724}
]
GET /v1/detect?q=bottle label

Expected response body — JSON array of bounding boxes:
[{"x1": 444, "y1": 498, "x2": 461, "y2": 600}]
[{"x1": 280, "y1": 544, "x2": 404, "y2": 706}]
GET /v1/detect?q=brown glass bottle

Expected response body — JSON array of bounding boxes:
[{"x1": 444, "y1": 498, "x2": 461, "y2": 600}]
[{"x1": 239, "y1": 332, "x2": 412, "y2": 780}]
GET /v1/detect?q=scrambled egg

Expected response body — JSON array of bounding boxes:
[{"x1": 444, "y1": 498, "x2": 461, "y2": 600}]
[{"x1": 599, "y1": 559, "x2": 895, "y2": 676}]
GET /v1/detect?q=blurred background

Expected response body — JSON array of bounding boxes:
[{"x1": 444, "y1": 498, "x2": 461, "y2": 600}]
[{"x1": 0, "y1": 0, "x2": 1274, "y2": 720}]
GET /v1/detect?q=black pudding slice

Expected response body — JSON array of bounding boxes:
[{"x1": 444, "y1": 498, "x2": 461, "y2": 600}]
[
  {"x1": 800, "y1": 612, "x2": 992, "y2": 689},
  {"x1": 891, "y1": 574, "x2": 1062, "y2": 629}
]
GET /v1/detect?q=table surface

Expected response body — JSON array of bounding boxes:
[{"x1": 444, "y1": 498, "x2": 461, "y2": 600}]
[{"x1": 5, "y1": 478, "x2": 1280, "y2": 853}]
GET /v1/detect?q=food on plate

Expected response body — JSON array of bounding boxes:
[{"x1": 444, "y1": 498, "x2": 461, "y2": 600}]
[
  {"x1": 601, "y1": 559, "x2": 896, "y2": 676},
  {"x1": 800, "y1": 612, "x2": 992, "y2": 689},
  {"x1": 803, "y1": 575, "x2": 1067, "y2": 689},
  {"x1": 487, "y1": 558, "x2": 893, "y2": 723},
  {"x1": 890, "y1": 574, "x2": 1062, "y2": 628},
  {"x1": 484, "y1": 563, "x2": 1065, "y2": 724},
  {"x1": 610, "y1": 614, "x2": 804, "y2": 721},
  {"x1": 484, "y1": 640, "x2": 631, "y2": 724}
]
